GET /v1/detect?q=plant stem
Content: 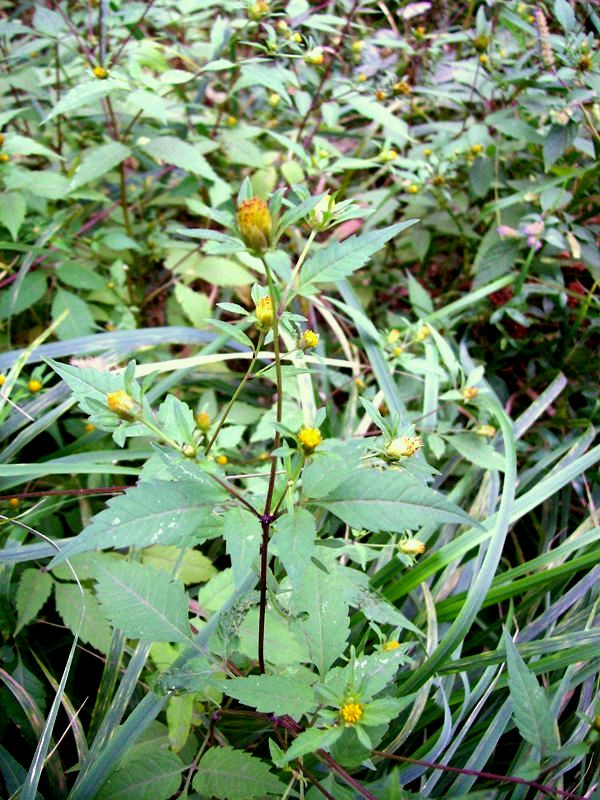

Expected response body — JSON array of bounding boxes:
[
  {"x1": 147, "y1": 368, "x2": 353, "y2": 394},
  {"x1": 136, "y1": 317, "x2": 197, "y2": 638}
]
[
  {"x1": 278, "y1": 229, "x2": 317, "y2": 313},
  {"x1": 205, "y1": 333, "x2": 264, "y2": 456},
  {"x1": 513, "y1": 241, "x2": 538, "y2": 296}
]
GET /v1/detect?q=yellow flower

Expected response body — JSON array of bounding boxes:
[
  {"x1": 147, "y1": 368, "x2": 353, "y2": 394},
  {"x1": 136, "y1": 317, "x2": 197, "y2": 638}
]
[
  {"x1": 84, "y1": 423, "x2": 96, "y2": 432},
  {"x1": 375, "y1": 89, "x2": 386, "y2": 102},
  {"x1": 385, "y1": 435, "x2": 423, "y2": 460},
  {"x1": 182, "y1": 444, "x2": 197, "y2": 459},
  {"x1": 304, "y1": 48, "x2": 324, "y2": 66},
  {"x1": 393, "y1": 80, "x2": 411, "y2": 96},
  {"x1": 216, "y1": 454, "x2": 228, "y2": 465},
  {"x1": 300, "y1": 330, "x2": 319, "y2": 350},
  {"x1": 0, "y1": 134, "x2": 4, "y2": 148},
  {"x1": 8, "y1": 497, "x2": 20, "y2": 508},
  {"x1": 414, "y1": 324, "x2": 430, "y2": 342},
  {"x1": 380, "y1": 149, "x2": 397, "y2": 162},
  {"x1": 238, "y1": 197, "x2": 272, "y2": 252},
  {"x1": 479, "y1": 54, "x2": 488, "y2": 66},
  {"x1": 107, "y1": 390, "x2": 138, "y2": 420},
  {"x1": 476, "y1": 424, "x2": 496, "y2": 437},
  {"x1": 461, "y1": 386, "x2": 479, "y2": 401},
  {"x1": 399, "y1": 538, "x2": 426, "y2": 555},
  {"x1": 92, "y1": 66, "x2": 108, "y2": 79},
  {"x1": 226, "y1": 115, "x2": 238, "y2": 127},
  {"x1": 357, "y1": 72, "x2": 368, "y2": 82},
  {"x1": 298, "y1": 427, "x2": 322, "y2": 455},
  {"x1": 414, "y1": 25, "x2": 426, "y2": 39},
  {"x1": 424, "y1": 148, "x2": 432, "y2": 156},
  {"x1": 292, "y1": 32, "x2": 303, "y2": 43},
  {"x1": 470, "y1": 143, "x2": 484, "y2": 155},
  {"x1": 351, "y1": 40, "x2": 364, "y2": 54},
  {"x1": 248, "y1": 0, "x2": 269, "y2": 20},
  {"x1": 255, "y1": 296, "x2": 274, "y2": 331},
  {"x1": 407, "y1": 184, "x2": 419, "y2": 194},
  {"x1": 387, "y1": 329, "x2": 401, "y2": 345},
  {"x1": 382, "y1": 640, "x2": 401, "y2": 652},
  {"x1": 0, "y1": 373, "x2": 5, "y2": 386},
  {"x1": 267, "y1": 92, "x2": 280, "y2": 107},
  {"x1": 196, "y1": 411, "x2": 211, "y2": 432},
  {"x1": 392, "y1": 346, "x2": 404, "y2": 357},
  {"x1": 28, "y1": 379, "x2": 43, "y2": 393},
  {"x1": 0, "y1": 153, "x2": 10, "y2": 163},
  {"x1": 340, "y1": 702, "x2": 364, "y2": 725}
]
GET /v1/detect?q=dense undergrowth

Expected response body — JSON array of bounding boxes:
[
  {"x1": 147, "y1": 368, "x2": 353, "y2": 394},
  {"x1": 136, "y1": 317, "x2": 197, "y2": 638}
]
[{"x1": 0, "y1": 1, "x2": 599, "y2": 799}]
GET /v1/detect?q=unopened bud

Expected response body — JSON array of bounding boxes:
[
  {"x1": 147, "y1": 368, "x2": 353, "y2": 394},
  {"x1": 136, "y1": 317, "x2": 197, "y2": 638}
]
[
  {"x1": 255, "y1": 296, "x2": 274, "y2": 331},
  {"x1": 237, "y1": 196, "x2": 272, "y2": 252},
  {"x1": 107, "y1": 390, "x2": 138, "y2": 421}
]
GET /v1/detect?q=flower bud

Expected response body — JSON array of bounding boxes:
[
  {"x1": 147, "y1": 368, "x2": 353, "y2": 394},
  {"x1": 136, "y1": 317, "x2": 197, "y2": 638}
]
[
  {"x1": 92, "y1": 66, "x2": 108, "y2": 79},
  {"x1": 216, "y1": 454, "x2": 228, "y2": 465},
  {"x1": 387, "y1": 329, "x2": 401, "y2": 345},
  {"x1": 385, "y1": 435, "x2": 423, "y2": 460},
  {"x1": 248, "y1": 0, "x2": 269, "y2": 20},
  {"x1": 267, "y1": 92, "x2": 280, "y2": 107},
  {"x1": 309, "y1": 194, "x2": 334, "y2": 230},
  {"x1": 196, "y1": 411, "x2": 211, "y2": 432},
  {"x1": 237, "y1": 196, "x2": 272, "y2": 252},
  {"x1": 298, "y1": 427, "x2": 322, "y2": 454},
  {"x1": 414, "y1": 324, "x2": 430, "y2": 342},
  {"x1": 28, "y1": 379, "x2": 42, "y2": 393},
  {"x1": 461, "y1": 387, "x2": 479, "y2": 401},
  {"x1": 476, "y1": 424, "x2": 496, "y2": 437},
  {"x1": 399, "y1": 538, "x2": 426, "y2": 555},
  {"x1": 382, "y1": 640, "x2": 400, "y2": 652},
  {"x1": 107, "y1": 390, "x2": 138, "y2": 421},
  {"x1": 300, "y1": 329, "x2": 319, "y2": 350},
  {"x1": 304, "y1": 48, "x2": 324, "y2": 66},
  {"x1": 182, "y1": 444, "x2": 197, "y2": 459},
  {"x1": 473, "y1": 34, "x2": 489, "y2": 53},
  {"x1": 255, "y1": 296, "x2": 274, "y2": 331},
  {"x1": 393, "y1": 80, "x2": 411, "y2": 96},
  {"x1": 0, "y1": 154, "x2": 10, "y2": 163}
]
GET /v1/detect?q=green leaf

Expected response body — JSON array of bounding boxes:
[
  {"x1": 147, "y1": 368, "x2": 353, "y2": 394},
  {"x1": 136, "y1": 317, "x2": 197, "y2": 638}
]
[
  {"x1": 4, "y1": 134, "x2": 62, "y2": 161},
  {"x1": 54, "y1": 583, "x2": 113, "y2": 654},
  {"x1": 51, "y1": 288, "x2": 96, "y2": 340},
  {"x1": 193, "y1": 747, "x2": 286, "y2": 799},
  {"x1": 504, "y1": 632, "x2": 560, "y2": 756},
  {"x1": 272, "y1": 509, "x2": 316, "y2": 590},
  {"x1": 238, "y1": 608, "x2": 306, "y2": 667},
  {"x1": 4, "y1": 168, "x2": 70, "y2": 200},
  {"x1": 554, "y1": 0, "x2": 576, "y2": 31},
  {"x1": 42, "y1": 80, "x2": 123, "y2": 123},
  {"x1": 469, "y1": 158, "x2": 494, "y2": 199},
  {"x1": 166, "y1": 694, "x2": 194, "y2": 753},
  {"x1": 94, "y1": 559, "x2": 192, "y2": 643},
  {"x1": 174, "y1": 283, "x2": 211, "y2": 327},
  {"x1": 69, "y1": 141, "x2": 130, "y2": 191},
  {"x1": 314, "y1": 468, "x2": 477, "y2": 532},
  {"x1": 407, "y1": 273, "x2": 433, "y2": 315},
  {"x1": 292, "y1": 559, "x2": 350, "y2": 674},
  {"x1": 446, "y1": 433, "x2": 505, "y2": 472},
  {"x1": 141, "y1": 136, "x2": 219, "y2": 181},
  {"x1": 15, "y1": 569, "x2": 53, "y2": 634},
  {"x1": 51, "y1": 480, "x2": 225, "y2": 564},
  {"x1": 350, "y1": 95, "x2": 409, "y2": 143},
  {"x1": 0, "y1": 272, "x2": 47, "y2": 321},
  {"x1": 141, "y1": 546, "x2": 216, "y2": 584},
  {"x1": 221, "y1": 674, "x2": 315, "y2": 718},
  {"x1": 300, "y1": 221, "x2": 417, "y2": 290},
  {"x1": 97, "y1": 752, "x2": 183, "y2": 800},
  {"x1": 0, "y1": 192, "x2": 26, "y2": 240},
  {"x1": 543, "y1": 123, "x2": 578, "y2": 172},
  {"x1": 208, "y1": 318, "x2": 254, "y2": 348},
  {"x1": 127, "y1": 89, "x2": 167, "y2": 123},
  {"x1": 223, "y1": 508, "x2": 262, "y2": 588},
  {"x1": 284, "y1": 726, "x2": 343, "y2": 763}
]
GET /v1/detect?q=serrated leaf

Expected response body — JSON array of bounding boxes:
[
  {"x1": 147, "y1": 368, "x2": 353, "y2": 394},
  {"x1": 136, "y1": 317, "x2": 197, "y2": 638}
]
[
  {"x1": 350, "y1": 95, "x2": 409, "y2": 143},
  {"x1": 166, "y1": 694, "x2": 194, "y2": 753},
  {"x1": 300, "y1": 221, "x2": 417, "y2": 289},
  {"x1": 54, "y1": 582, "x2": 112, "y2": 654},
  {"x1": 141, "y1": 136, "x2": 219, "y2": 181},
  {"x1": 223, "y1": 508, "x2": 262, "y2": 588},
  {"x1": 0, "y1": 271, "x2": 47, "y2": 320},
  {"x1": 543, "y1": 123, "x2": 578, "y2": 172},
  {"x1": 97, "y1": 752, "x2": 183, "y2": 800},
  {"x1": 141, "y1": 546, "x2": 216, "y2": 584},
  {"x1": 193, "y1": 747, "x2": 286, "y2": 799},
  {"x1": 94, "y1": 559, "x2": 191, "y2": 643},
  {"x1": 208, "y1": 318, "x2": 254, "y2": 348},
  {"x1": 314, "y1": 468, "x2": 477, "y2": 532},
  {"x1": 69, "y1": 141, "x2": 130, "y2": 190},
  {"x1": 174, "y1": 283, "x2": 211, "y2": 327},
  {"x1": 42, "y1": 80, "x2": 123, "y2": 123},
  {"x1": 272, "y1": 509, "x2": 316, "y2": 590},
  {"x1": 504, "y1": 632, "x2": 560, "y2": 756},
  {"x1": 284, "y1": 726, "x2": 343, "y2": 763},
  {"x1": 407, "y1": 273, "x2": 433, "y2": 315},
  {"x1": 221, "y1": 674, "x2": 315, "y2": 718},
  {"x1": 51, "y1": 288, "x2": 96, "y2": 340},
  {"x1": 0, "y1": 192, "x2": 26, "y2": 241},
  {"x1": 15, "y1": 569, "x2": 53, "y2": 634},
  {"x1": 447, "y1": 433, "x2": 505, "y2": 472},
  {"x1": 51, "y1": 480, "x2": 225, "y2": 565},
  {"x1": 292, "y1": 559, "x2": 350, "y2": 674}
]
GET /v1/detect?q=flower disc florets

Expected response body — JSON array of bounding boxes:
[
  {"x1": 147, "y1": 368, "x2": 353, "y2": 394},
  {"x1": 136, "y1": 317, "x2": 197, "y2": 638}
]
[
  {"x1": 255, "y1": 296, "x2": 274, "y2": 331},
  {"x1": 237, "y1": 197, "x2": 272, "y2": 253},
  {"x1": 340, "y1": 702, "x2": 364, "y2": 725},
  {"x1": 107, "y1": 390, "x2": 138, "y2": 421},
  {"x1": 300, "y1": 330, "x2": 319, "y2": 350},
  {"x1": 385, "y1": 435, "x2": 424, "y2": 461},
  {"x1": 298, "y1": 427, "x2": 322, "y2": 454}
]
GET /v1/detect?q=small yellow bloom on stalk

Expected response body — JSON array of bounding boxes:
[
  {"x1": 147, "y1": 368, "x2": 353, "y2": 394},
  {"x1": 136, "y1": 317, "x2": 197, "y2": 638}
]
[
  {"x1": 298, "y1": 427, "x2": 322, "y2": 455},
  {"x1": 304, "y1": 48, "x2": 324, "y2": 66},
  {"x1": 375, "y1": 89, "x2": 386, "y2": 102},
  {"x1": 84, "y1": 423, "x2": 96, "y2": 433},
  {"x1": 267, "y1": 92, "x2": 280, "y2": 108},
  {"x1": 248, "y1": 0, "x2": 269, "y2": 20},
  {"x1": 399, "y1": 538, "x2": 426, "y2": 555},
  {"x1": 238, "y1": 197, "x2": 272, "y2": 253},
  {"x1": 300, "y1": 330, "x2": 319, "y2": 350},
  {"x1": 292, "y1": 32, "x2": 303, "y2": 43},
  {"x1": 407, "y1": 184, "x2": 419, "y2": 194},
  {"x1": 340, "y1": 702, "x2": 364, "y2": 725},
  {"x1": 8, "y1": 497, "x2": 20, "y2": 508},
  {"x1": 414, "y1": 25, "x2": 426, "y2": 39},
  {"x1": 351, "y1": 40, "x2": 364, "y2": 54},
  {"x1": 392, "y1": 346, "x2": 404, "y2": 357},
  {"x1": 357, "y1": 72, "x2": 368, "y2": 82},
  {"x1": 226, "y1": 115, "x2": 238, "y2": 127},
  {"x1": 393, "y1": 80, "x2": 411, "y2": 96},
  {"x1": 182, "y1": 444, "x2": 197, "y2": 459},
  {"x1": 387, "y1": 329, "x2": 401, "y2": 345},
  {"x1": 28, "y1": 379, "x2": 43, "y2": 393},
  {"x1": 470, "y1": 143, "x2": 484, "y2": 155},
  {"x1": 107, "y1": 390, "x2": 138, "y2": 421},
  {"x1": 461, "y1": 386, "x2": 479, "y2": 401},
  {"x1": 196, "y1": 411, "x2": 211, "y2": 432},
  {"x1": 0, "y1": 374, "x2": 5, "y2": 386},
  {"x1": 424, "y1": 147, "x2": 432, "y2": 156},
  {"x1": 380, "y1": 149, "x2": 397, "y2": 162},
  {"x1": 255, "y1": 296, "x2": 274, "y2": 331},
  {"x1": 385, "y1": 435, "x2": 424, "y2": 460},
  {"x1": 415, "y1": 324, "x2": 430, "y2": 342},
  {"x1": 479, "y1": 54, "x2": 489, "y2": 66},
  {"x1": 355, "y1": 377, "x2": 365, "y2": 391},
  {"x1": 216, "y1": 454, "x2": 228, "y2": 465},
  {"x1": 476, "y1": 424, "x2": 496, "y2": 437},
  {"x1": 0, "y1": 153, "x2": 10, "y2": 163},
  {"x1": 92, "y1": 65, "x2": 108, "y2": 79},
  {"x1": 382, "y1": 640, "x2": 401, "y2": 652}
]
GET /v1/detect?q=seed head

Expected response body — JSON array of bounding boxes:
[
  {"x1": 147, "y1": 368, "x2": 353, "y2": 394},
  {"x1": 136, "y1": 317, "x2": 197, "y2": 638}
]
[
  {"x1": 340, "y1": 702, "x2": 364, "y2": 725},
  {"x1": 107, "y1": 390, "x2": 138, "y2": 420},
  {"x1": 385, "y1": 435, "x2": 424, "y2": 460},
  {"x1": 238, "y1": 197, "x2": 272, "y2": 252},
  {"x1": 255, "y1": 296, "x2": 274, "y2": 331},
  {"x1": 298, "y1": 427, "x2": 322, "y2": 455}
]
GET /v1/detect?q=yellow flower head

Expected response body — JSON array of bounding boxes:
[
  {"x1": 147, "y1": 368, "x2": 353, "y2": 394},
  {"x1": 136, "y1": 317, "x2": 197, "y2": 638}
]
[
  {"x1": 340, "y1": 702, "x2": 364, "y2": 725},
  {"x1": 248, "y1": 0, "x2": 269, "y2": 20},
  {"x1": 8, "y1": 497, "x2": 20, "y2": 508},
  {"x1": 393, "y1": 80, "x2": 412, "y2": 96},
  {"x1": 470, "y1": 143, "x2": 484, "y2": 155},
  {"x1": 414, "y1": 25, "x2": 426, "y2": 39},
  {"x1": 387, "y1": 329, "x2": 401, "y2": 345},
  {"x1": 461, "y1": 386, "x2": 479, "y2": 401},
  {"x1": 0, "y1": 153, "x2": 10, "y2": 163},
  {"x1": 182, "y1": 444, "x2": 197, "y2": 459},
  {"x1": 304, "y1": 48, "x2": 324, "y2": 66},
  {"x1": 479, "y1": 54, "x2": 488, "y2": 65},
  {"x1": 385, "y1": 435, "x2": 424, "y2": 460},
  {"x1": 92, "y1": 66, "x2": 108, "y2": 79},
  {"x1": 380, "y1": 149, "x2": 397, "y2": 162},
  {"x1": 28, "y1": 379, "x2": 43, "y2": 394},
  {"x1": 414, "y1": 324, "x2": 430, "y2": 342},
  {"x1": 375, "y1": 89, "x2": 386, "y2": 102},
  {"x1": 300, "y1": 329, "x2": 319, "y2": 350},
  {"x1": 298, "y1": 427, "x2": 322, "y2": 455},
  {"x1": 476, "y1": 424, "x2": 496, "y2": 437},
  {"x1": 407, "y1": 184, "x2": 420, "y2": 194},
  {"x1": 226, "y1": 115, "x2": 238, "y2": 127},
  {"x1": 196, "y1": 411, "x2": 211, "y2": 432},
  {"x1": 392, "y1": 346, "x2": 404, "y2": 357},
  {"x1": 351, "y1": 40, "x2": 364, "y2": 54},
  {"x1": 107, "y1": 390, "x2": 138, "y2": 421},
  {"x1": 238, "y1": 197, "x2": 272, "y2": 252},
  {"x1": 424, "y1": 148, "x2": 432, "y2": 157},
  {"x1": 399, "y1": 538, "x2": 426, "y2": 556},
  {"x1": 216, "y1": 454, "x2": 228, "y2": 465},
  {"x1": 255, "y1": 296, "x2": 274, "y2": 331},
  {"x1": 382, "y1": 640, "x2": 401, "y2": 652},
  {"x1": 267, "y1": 92, "x2": 280, "y2": 108},
  {"x1": 0, "y1": 374, "x2": 5, "y2": 386},
  {"x1": 84, "y1": 423, "x2": 96, "y2": 433}
]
